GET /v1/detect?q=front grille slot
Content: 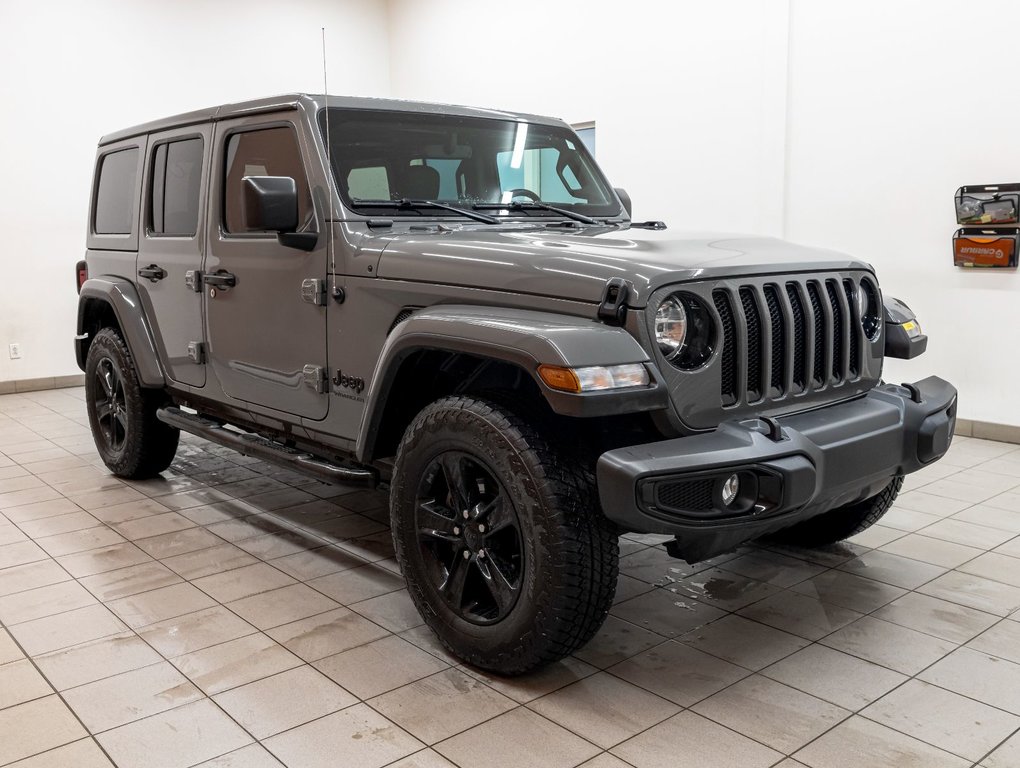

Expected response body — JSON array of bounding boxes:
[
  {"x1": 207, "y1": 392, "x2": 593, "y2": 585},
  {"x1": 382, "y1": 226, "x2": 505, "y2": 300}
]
[
  {"x1": 713, "y1": 274, "x2": 868, "y2": 408},
  {"x1": 786, "y1": 283, "x2": 807, "y2": 392},
  {"x1": 739, "y1": 288, "x2": 763, "y2": 402},
  {"x1": 763, "y1": 285, "x2": 785, "y2": 397},
  {"x1": 713, "y1": 291, "x2": 738, "y2": 406},
  {"x1": 826, "y1": 280, "x2": 844, "y2": 383},
  {"x1": 843, "y1": 279, "x2": 861, "y2": 378},
  {"x1": 806, "y1": 282, "x2": 826, "y2": 386}
]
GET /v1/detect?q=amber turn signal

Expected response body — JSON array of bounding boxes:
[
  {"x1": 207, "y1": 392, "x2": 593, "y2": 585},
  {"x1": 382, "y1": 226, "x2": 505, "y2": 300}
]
[{"x1": 537, "y1": 365, "x2": 582, "y2": 393}]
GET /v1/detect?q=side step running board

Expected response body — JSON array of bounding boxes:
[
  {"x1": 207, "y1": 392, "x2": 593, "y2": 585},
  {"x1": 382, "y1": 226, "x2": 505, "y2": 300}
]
[{"x1": 157, "y1": 407, "x2": 377, "y2": 488}]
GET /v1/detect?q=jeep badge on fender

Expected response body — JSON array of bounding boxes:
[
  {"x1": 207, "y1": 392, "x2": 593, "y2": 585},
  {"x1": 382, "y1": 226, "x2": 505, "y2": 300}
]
[
  {"x1": 332, "y1": 369, "x2": 365, "y2": 394},
  {"x1": 76, "y1": 93, "x2": 957, "y2": 675}
]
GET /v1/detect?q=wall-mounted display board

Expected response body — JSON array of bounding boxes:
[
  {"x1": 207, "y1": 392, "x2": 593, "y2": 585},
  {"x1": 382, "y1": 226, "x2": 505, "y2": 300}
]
[{"x1": 954, "y1": 184, "x2": 1020, "y2": 268}]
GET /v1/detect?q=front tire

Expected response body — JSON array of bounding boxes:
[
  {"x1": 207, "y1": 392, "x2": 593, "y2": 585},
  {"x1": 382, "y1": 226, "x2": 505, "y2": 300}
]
[
  {"x1": 391, "y1": 396, "x2": 618, "y2": 675},
  {"x1": 85, "y1": 327, "x2": 179, "y2": 479},
  {"x1": 767, "y1": 475, "x2": 904, "y2": 548}
]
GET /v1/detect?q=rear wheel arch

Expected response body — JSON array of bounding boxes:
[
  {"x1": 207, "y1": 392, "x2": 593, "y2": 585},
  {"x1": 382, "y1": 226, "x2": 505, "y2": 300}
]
[{"x1": 76, "y1": 278, "x2": 165, "y2": 388}]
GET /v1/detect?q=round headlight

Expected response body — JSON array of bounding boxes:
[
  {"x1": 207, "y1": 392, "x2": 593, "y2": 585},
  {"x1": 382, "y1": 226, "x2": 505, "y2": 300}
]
[
  {"x1": 858, "y1": 279, "x2": 881, "y2": 341},
  {"x1": 655, "y1": 296, "x2": 687, "y2": 359}
]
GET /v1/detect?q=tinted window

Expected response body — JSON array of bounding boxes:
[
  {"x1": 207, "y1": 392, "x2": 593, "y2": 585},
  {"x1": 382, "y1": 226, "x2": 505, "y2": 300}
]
[
  {"x1": 94, "y1": 148, "x2": 139, "y2": 235},
  {"x1": 151, "y1": 138, "x2": 203, "y2": 236},
  {"x1": 223, "y1": 127, "x2": 311, "y2": 233}
]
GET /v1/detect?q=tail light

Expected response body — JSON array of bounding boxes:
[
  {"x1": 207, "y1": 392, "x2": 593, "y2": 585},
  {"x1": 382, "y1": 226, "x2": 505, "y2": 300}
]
[{"x1": 76, "y1": 260, "x2": 88, "y2": 293}]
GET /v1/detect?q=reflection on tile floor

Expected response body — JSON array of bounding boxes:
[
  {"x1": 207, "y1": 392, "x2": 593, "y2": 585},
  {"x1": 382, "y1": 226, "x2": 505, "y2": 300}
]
[{"x1": 1, "y1": 387, "x2": 1019, "y2": 767}]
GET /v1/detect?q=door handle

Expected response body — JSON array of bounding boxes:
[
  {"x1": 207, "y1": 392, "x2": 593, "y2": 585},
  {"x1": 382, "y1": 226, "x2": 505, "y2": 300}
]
[
  {"x1": 203, "y1": 271, "x2": 237, "y2": 288},
  {"x1": 138, "y1": 265, "x2": 167, "y2": 282}
]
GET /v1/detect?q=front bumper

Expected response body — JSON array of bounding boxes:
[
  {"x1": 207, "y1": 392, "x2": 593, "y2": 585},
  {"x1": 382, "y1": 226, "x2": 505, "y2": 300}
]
[{"x1": 597, "y1": 376, "x2": 957, "y2": 562}]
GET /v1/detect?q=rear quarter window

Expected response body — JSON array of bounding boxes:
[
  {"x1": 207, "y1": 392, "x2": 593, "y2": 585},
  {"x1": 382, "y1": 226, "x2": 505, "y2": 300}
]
[{"x1": 94, "y1": 148, "x2": 140, "y2": 235}]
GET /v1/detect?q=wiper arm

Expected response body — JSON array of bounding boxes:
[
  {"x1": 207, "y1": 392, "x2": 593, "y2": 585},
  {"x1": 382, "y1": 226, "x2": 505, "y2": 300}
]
[
  {"x1": 474, "y1": 200, "x2": 600, "y2": 225},
  {"x1": 352, "y1": 198, "x2": 498, "y2": 224}
]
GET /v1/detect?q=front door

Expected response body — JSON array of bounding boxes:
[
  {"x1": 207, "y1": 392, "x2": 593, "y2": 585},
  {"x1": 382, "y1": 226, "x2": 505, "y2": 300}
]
[
  {"x1": 136, "y1": 125, "x2": 210, "y2": 387},
  {"x1": 204, "y1": 117, "x2": 328, "y2": 420}
]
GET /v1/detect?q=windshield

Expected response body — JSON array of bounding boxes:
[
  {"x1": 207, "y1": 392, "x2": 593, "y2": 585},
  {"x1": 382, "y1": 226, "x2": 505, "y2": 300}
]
[{"x1": 318, "y1": 108, "x2": 620, "y2": 219}]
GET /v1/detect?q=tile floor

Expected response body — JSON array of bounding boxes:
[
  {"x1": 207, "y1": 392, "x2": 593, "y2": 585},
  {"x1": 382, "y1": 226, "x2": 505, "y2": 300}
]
[{"x1": 0, "y1": 387, "x2": 1019, "y2": 768}]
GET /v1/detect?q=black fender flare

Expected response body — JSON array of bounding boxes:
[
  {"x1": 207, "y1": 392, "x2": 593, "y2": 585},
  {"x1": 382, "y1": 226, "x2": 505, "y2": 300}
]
[
  {"x1": 76, "y1": 277, "x2": 166, "y2": 388},
  {"x1": 355, "y1": 305, "x2": 668, "y2": 462}
]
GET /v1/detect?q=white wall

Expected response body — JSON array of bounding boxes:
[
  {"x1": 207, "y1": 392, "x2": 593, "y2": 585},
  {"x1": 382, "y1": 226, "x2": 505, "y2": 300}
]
[
  {"x1": 784, "y1": 0, "x2": 1020, "y2": 426},
  {"x1": 0, "y1": 0, "x2": 391, "y2": 383},
  {"x1": 386, "y1": 0, "x2": 792, "y2": 235}
]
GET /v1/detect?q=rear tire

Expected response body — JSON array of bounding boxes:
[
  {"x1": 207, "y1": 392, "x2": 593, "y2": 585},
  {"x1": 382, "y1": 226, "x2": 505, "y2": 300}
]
[
  {"x1": 390, "y1": 395, "x2": 618, "y2": 675},
  {"x1": 767, "y1": 475, "x2": 903, "y2": 548},
  {"x1": 85, "y1": 328, "x2": 179, "y2": 479}
]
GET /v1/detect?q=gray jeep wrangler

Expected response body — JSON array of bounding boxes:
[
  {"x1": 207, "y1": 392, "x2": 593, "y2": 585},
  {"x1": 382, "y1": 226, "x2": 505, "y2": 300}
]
[{"x1": 76, "y1": 94, "x2": 957, "y2": 674}]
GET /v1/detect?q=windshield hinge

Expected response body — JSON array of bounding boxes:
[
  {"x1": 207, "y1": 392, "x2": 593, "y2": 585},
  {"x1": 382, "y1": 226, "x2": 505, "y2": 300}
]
[{"x1": 598, "y1": 278, "x2": 629, "y2": 326}]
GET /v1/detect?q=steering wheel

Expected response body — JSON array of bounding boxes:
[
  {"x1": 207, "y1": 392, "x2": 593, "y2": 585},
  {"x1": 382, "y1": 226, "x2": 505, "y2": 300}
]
[{"x1": 506, "y1": 188, "x2": 541, "y2": 202}]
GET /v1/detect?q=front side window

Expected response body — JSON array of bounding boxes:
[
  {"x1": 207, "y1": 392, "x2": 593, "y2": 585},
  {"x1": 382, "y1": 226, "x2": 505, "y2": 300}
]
[
  {"x1": 320, "y1": 109, "x2": 617, "y2": 218},
  {"x1": 94, "y1": 148, "x2": 139, "y2": 235},
  {"x1": 223, "y1": 126, "x2": 312, "y2": 234},
  {"x1": 150, "y1": 137, "x2": 203, "y2": 236}
]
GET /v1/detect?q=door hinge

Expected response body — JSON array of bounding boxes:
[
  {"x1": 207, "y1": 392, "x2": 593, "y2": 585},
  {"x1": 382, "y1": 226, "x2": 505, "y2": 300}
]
[
  {"x1": 185, "y1": 270, "x2": 202, "y2": 292},
  {"x1": 187, "y1": 341, "x2": 205, "y2": 364},
  {"x1": 302, "y1": 364, "x2": 327, "y2": 394},
  {"x1": 301, "y1": 278, "x2": 327, "y2": 306}
]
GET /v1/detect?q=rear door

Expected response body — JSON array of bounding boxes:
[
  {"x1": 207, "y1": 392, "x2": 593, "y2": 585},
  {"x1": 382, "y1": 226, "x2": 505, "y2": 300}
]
[
  {"x1": 203, "y1": 116, "x2": 329, "y2": 420},
  {"x1": 136, "y1": 126, "x2": 210, "y2": 387}
]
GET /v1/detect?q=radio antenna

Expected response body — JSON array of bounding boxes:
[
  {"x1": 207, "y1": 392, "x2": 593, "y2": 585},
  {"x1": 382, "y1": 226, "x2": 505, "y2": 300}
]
[{"x1": 321, "y1": 27, "x2": 338, "y2": 300}]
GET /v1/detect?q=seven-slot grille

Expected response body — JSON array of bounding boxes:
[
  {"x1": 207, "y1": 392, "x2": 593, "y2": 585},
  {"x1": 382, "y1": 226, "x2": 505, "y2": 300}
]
[{"x1": 713, "y1": 277, "x2": 864, "y2": 407}]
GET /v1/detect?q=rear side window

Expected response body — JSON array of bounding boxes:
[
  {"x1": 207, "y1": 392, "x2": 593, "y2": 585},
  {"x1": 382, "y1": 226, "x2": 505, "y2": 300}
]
[
  {"x1": 151, "y1": 138, "x2": 203, "y2": 236},
  {"x1": 223, "y1": 127, "x2": 311, "y2": 233},
  {"x1": 94, "y1": 148, "x2": 139, "y2": 234}
]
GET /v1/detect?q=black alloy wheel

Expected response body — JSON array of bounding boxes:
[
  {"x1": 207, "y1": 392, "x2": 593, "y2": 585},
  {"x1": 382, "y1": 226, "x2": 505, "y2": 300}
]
[
  {"x1": 415, "y1": 451, "x2": 523, "y2": 624},
  {"x1": 84, "y1": 327, "x2": 180, "y2": 479},
  {"x1": 391, "y1": 395, "x2": 619, "y2": 675},
  {"x1": 92, "y1": 356, "x2": 129, "y2": 455}
]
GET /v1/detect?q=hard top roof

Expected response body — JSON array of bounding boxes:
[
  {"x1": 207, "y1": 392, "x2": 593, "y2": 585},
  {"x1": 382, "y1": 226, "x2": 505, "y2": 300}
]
[{"x1": 99, "y1": 93, "x2": 566, "y2": 146}]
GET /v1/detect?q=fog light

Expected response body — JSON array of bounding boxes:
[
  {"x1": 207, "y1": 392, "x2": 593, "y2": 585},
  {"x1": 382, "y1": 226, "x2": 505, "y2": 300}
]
[{"x1": 721, "y1": 474, "x2": 740, "y2": 507}]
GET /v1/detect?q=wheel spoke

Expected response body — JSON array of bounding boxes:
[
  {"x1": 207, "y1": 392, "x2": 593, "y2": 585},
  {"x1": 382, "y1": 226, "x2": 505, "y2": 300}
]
[
  {"x1": 95, "y1": 402, "x2": 113, "y2": 423},
  {"x1": 477, "y1": 556, "x2": 517, "y2": 614},
  {"x1": 418, "y1": 526, "x2": 461, "y2": 545},
  {"x1": 418, "y1": 499, "x2": 458, "y2": 539},
  {"x1": 440, "y1": 454, "x2": 471, "y2": 512},
  {"x1": 98, "y1": 364, "x2": 114, "y2": 399},
  {"x1": 477, "y1": 496, "x2": 514, "y2": 535},
  {"x1": 441, "y1": 552, "x2": 471, "y2": 608}
]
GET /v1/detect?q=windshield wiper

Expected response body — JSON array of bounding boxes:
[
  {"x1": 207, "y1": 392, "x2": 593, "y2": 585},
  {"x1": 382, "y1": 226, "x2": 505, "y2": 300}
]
[
  {"x1": 473, "y1": 200, "x2": 600, "y2": 225},
  {"x1": 352, "y1": 198, "x2": 498, "y2": 224}
]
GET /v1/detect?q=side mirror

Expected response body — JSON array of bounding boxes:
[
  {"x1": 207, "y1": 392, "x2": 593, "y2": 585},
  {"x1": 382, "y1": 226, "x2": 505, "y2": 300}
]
[
  {"x1": 242, "y1": 176, "x2": 299, "y2": 233},
  {"x1": 614, "y1": 187, "x2": 632, "y2": 218}
]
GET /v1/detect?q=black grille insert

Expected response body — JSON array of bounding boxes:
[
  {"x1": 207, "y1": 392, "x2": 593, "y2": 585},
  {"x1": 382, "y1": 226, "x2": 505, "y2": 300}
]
[
  {"x1": 739, "y1": 287, "x2": 763, "y2": 402},
  {"x1": 826, "y1": 281, "x2": 844, "y2": 383},
  {"x1": 843, "y1": 279, "x2": 861, "y2": 378},
  {"x1": 786, "y1": 282, "x2": 807, "y2": 391},
  {"x1": 714, "y1": 290, "x2": 737, "y2": 407},
  {"x1": 807, "y1": 282, "x2": 825, "y2": 386},
  {"x1": 763, "y1": 285, "x2": 785, "y2": 397}
]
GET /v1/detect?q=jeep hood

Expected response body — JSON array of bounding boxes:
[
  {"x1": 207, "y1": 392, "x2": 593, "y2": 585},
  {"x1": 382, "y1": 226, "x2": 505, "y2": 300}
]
[{"x1": 374, "y1": 226, "x2": 872, "y2": 306}]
